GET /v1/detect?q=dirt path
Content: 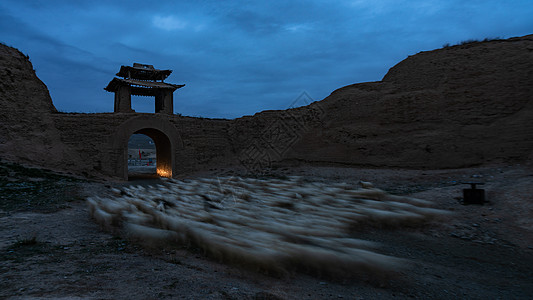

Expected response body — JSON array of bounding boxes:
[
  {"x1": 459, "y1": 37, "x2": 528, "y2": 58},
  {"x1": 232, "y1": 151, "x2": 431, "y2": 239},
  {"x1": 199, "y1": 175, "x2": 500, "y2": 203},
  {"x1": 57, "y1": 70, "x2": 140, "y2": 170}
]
[{"x1": 1, "y1": 164, "x2": 532, "y2": 299}]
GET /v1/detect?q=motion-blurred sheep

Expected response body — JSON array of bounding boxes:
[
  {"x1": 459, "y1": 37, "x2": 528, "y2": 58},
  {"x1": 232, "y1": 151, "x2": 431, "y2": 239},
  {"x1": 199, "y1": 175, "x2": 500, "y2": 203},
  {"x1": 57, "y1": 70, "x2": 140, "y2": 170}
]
[{"x1": 87, "y1": 176, "x2": 448, "y2": 276}]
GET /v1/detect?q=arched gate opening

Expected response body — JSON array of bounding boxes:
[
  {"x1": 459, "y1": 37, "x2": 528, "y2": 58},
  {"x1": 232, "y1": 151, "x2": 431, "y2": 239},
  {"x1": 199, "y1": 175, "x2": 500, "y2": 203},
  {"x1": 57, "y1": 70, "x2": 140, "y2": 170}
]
[
  {"x1": 110, "y1": 115, "x2": 183, "y2": 181},
  {"x1": 127, "y1": 133, "x2": 156, "y2": 177},
  {"x1": 129, "y1": 128, "x2": 172, "y2": 179}
]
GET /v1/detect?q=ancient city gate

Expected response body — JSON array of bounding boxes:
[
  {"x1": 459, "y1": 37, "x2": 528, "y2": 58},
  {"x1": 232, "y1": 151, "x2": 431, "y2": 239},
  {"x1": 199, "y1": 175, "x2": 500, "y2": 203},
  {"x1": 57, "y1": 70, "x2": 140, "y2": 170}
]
[
  {"x1": 110, "y1": 115, "x2": 183, "y2": 180},
  {"x1": 104, "y1": 63, "x2": 184, "y2": 114},
  {"x1": 105, "y1": 63, "x2": 185, "y2": 180}
]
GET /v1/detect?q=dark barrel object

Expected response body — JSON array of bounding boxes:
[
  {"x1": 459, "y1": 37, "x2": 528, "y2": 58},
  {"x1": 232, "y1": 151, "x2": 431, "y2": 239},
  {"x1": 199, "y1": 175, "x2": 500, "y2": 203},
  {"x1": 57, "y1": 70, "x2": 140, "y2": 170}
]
[{"x1": 461, "y1": 182, "x2": 485, "y2": 204}]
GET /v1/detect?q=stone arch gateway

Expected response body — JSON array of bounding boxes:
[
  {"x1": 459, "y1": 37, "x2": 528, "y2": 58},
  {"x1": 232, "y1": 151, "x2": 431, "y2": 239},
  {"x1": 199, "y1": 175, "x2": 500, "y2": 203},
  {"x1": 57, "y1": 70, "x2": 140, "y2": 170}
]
[{"x1": 110, "y1": 115, "x2": 184, "y2": 180}]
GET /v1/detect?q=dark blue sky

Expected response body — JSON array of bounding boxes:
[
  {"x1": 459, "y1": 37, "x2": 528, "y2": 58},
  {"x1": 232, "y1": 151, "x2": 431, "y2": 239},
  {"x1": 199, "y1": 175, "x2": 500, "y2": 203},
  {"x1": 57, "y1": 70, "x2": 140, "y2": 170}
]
[{"x1": 1, "y1": 1, "x2": 532, "y2": 119}]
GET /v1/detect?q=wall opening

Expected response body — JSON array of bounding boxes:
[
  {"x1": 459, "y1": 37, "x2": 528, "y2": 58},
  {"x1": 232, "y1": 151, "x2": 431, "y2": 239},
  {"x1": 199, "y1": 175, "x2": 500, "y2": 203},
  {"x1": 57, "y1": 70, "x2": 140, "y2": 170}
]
[
  {"x1": 131, "y1": 95, "x2": 154, "y2": 113},
  {"x1": 127, "y1": 134, "x2": 156, "y2": 178},
  {"x1": 127, "y1": 128, "x2": 173, "y2": 180}
]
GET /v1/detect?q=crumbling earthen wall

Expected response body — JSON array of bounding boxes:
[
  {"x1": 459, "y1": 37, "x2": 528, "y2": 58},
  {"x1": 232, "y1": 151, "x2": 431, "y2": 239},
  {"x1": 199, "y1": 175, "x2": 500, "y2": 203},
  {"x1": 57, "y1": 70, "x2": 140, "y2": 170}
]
[
  {"x1": 1, "y1": 35, "x2": 532, "y2": 179},
  {"x1": 51, "y1": 113, "x2": 234, "y2": 179},
  {"x1": 228, "y1": 35, "x2": 533, "y2": 169},
  {"x1": 0, "y1": 44, "x2": 82, "y2": 171}
]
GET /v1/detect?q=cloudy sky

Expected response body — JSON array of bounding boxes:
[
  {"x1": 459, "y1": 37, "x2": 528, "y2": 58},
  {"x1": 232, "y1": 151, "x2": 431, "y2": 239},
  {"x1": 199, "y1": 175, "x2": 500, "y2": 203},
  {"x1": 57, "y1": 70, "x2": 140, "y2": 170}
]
[{"x1": 1, "y1": 1, "x2": 532, "y2": 119}]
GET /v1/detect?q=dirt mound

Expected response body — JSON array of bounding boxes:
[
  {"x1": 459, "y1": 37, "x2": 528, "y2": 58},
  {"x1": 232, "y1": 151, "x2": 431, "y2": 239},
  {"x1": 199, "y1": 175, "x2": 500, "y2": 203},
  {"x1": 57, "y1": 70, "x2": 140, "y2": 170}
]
[
  {"x1": 230, "y1": 35, "x2": 533, "y2": 169},
  {"x1": 0, "y1": 44, "x2": 79, "y2": 170}
]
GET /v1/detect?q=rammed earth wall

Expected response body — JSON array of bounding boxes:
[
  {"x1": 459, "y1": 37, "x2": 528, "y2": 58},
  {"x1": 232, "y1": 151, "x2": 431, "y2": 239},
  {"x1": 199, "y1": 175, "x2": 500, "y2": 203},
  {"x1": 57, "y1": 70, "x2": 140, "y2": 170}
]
[
  {"x1": 51, "y1": 113, "x2": 234, "y2": 179},
  {"x1": 1, "y1": 35, "x2": 532, "y2": 179}
]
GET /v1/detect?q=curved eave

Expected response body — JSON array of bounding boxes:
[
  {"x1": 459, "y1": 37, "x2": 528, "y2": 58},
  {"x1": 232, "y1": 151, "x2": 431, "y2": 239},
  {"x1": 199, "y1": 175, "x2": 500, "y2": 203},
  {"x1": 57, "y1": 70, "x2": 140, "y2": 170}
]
[{"x1": 104, "y1": 78, "x2": 185, "y2": 94}]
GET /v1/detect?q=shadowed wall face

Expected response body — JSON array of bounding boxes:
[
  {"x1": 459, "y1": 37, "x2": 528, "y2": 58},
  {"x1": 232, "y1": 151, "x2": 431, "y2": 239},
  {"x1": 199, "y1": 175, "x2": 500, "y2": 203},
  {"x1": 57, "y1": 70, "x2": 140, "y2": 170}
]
[{"x1": 134, "y1": 128, "x2": 172, "y2": 178}]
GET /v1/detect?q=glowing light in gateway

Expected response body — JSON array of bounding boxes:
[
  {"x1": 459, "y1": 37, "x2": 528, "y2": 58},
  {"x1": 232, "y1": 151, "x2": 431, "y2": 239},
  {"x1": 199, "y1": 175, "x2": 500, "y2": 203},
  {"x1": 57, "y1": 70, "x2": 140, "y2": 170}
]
[{"x1": 157, "y1": 169, "x2": 172, "y2": 178}]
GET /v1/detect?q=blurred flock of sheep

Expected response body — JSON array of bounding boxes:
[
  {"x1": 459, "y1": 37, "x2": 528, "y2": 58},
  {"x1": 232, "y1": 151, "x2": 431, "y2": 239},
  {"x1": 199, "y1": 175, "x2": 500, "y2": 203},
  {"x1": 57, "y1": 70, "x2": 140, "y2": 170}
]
[{"x1": 88, "y1": 176, "x2": 448, "y2": 276}]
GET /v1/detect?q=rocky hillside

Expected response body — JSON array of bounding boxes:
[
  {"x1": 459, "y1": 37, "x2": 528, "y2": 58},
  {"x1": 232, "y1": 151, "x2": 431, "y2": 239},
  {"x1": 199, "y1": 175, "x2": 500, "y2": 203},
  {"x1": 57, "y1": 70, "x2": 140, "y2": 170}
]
[
  {"x1": 230, "y1": 35, "x2": 533, "y2": 169},
  {"x1": 0, "y1": 44, "x2": 79, "y2": 170}
]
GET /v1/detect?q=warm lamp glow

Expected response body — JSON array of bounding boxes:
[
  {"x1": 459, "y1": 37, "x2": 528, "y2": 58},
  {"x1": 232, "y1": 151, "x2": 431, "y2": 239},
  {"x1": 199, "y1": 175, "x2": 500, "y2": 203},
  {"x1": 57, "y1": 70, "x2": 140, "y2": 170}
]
[{"x1": 157, "y1": 169, "x2": 171, "y2": 178}]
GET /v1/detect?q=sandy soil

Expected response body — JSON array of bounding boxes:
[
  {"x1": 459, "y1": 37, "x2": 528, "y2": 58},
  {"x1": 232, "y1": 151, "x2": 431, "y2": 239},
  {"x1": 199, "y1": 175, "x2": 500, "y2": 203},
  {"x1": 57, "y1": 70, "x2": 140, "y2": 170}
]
[{"x1": 1, "y1": 163, "x2": 533, "y2": 299}]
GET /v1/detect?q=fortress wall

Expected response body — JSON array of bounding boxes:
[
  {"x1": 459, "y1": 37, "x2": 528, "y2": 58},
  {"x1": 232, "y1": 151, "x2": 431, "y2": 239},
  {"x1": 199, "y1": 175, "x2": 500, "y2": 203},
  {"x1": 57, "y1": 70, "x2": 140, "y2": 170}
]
[
  {"x1": 51, "y1": 113, "x2": 129, "y2": 177},
  {"x1": 51, "y1": 113, "x2": 235, "y2": 178},
  {"x1": 225, "y1": 36, "x2": 533, "y2": 169},
  {"x1": 2, "y1": 35, "x2": 533, "y2": 179},
  {"x1": 0, "y1": 44, "x2": 80, "y2": 171},
  {"x1": 167, "y1": 116, "x2": 235, "y2": 170}
]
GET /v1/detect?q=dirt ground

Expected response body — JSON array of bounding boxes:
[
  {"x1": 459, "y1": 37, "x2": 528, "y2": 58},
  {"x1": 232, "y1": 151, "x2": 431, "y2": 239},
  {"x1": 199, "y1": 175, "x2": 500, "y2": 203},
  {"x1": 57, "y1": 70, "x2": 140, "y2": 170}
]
[{"x1": 1, "y1": 162, "x2": 532, "y2": 299}]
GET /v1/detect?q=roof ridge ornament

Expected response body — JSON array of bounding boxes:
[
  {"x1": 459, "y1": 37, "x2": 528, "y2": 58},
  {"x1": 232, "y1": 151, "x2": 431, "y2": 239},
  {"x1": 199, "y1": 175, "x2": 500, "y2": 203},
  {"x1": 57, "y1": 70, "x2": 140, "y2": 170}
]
[{"x1": 133, "y1": 63, "x2": 154, "y2": 70}]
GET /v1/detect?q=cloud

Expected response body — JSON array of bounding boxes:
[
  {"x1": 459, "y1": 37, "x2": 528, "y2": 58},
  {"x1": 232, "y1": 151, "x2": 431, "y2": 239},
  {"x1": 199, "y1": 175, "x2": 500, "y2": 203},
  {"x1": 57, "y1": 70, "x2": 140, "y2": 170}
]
[
  {"x1": 152, "y1": 15, "x2": 187, "y2": 31},
  {"x1": 284, "y1": 23, "x2": 313, "y2": 33}
]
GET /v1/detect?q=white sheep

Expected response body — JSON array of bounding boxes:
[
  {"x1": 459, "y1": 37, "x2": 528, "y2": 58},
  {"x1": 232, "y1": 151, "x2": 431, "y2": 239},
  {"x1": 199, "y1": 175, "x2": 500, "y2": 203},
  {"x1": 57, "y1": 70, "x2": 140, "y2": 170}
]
[{"x1": 87, "y1": 176, "x2": 448, "y2": 276}]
